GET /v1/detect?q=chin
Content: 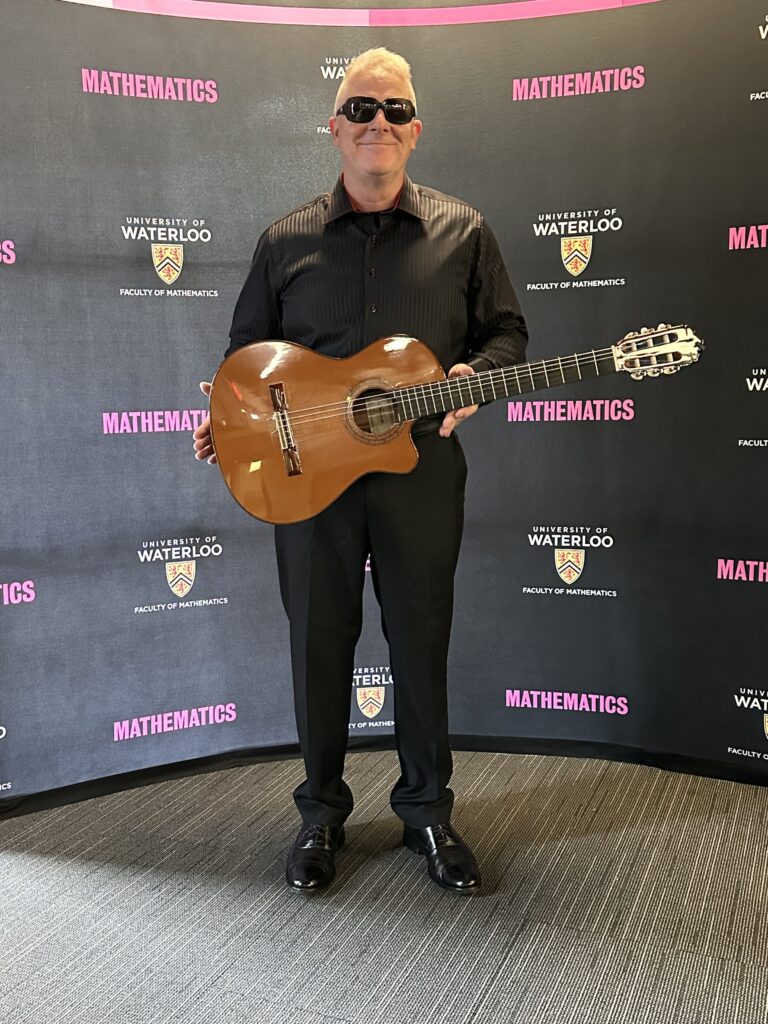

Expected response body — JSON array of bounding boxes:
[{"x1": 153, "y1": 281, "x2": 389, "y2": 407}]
[{"x1": 361, "y1": 158, "x2": 399, "y2": 175}]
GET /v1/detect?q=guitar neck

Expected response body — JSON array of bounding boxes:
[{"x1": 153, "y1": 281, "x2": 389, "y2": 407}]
[{"x1": 394, "y1": 347, "x2": 618, "y2": 421}]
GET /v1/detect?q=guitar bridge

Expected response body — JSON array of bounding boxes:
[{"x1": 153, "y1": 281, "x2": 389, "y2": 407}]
[{"x1": 270, "y1": 383, "x2": 302, "y2": 477}]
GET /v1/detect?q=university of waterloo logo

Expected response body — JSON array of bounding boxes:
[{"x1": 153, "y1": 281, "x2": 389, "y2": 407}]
[
  {"x1": 523, "y1": 525, "x2": 617, "y2": 598},
  {"x1": 732, "y1": 689, "x2": 768, "y2": 744},
  {"x1": 529, "y1": 208, "x2": 624, "y2": 290},
  {"x1": 350, "y1": 665, "x2": 393, "y2": 729},
  {"x1": 561, "y1": 237, "x2": 591, "y2": 276},
  {"x1": 357, "y1": 687, "x2": 385, "y2": 719},
  {"x1": 134, "y1": 535, "x2": 225, "y2": 614},
  {"x1": 152, "y1": 244, "x2": 183, "y2": 284},
  {"x1": 119, "y1": 216, "x2": 213, "y2": 295},
  {"x1": 555, "y1": 550, "x2": 585, "y2": 584},
  {"x1": 166, "y1": 561, "x2": 195, "y2": 597}
]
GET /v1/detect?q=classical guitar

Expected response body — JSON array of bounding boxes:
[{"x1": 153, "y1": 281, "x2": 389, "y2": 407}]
[{"x1": 209, "y1": 324, "x2": 702, "y2": 524}]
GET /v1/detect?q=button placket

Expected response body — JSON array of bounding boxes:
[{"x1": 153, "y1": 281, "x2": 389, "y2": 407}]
[{"x1": 365, "y1": 233, "x2": 379, "y2": 322}]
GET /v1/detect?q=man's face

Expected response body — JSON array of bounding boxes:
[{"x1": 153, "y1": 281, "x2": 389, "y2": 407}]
[{"x1": 330, "y1": 72, "x2": 422, "y2": 184}]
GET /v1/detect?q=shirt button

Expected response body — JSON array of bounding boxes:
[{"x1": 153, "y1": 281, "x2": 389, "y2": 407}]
[
  {"x1": 369, "y1": 268, "x2": 376, "y2": 277},
  {"x1": 370, "y1": 304, "x2": 377, "y2": 314}
]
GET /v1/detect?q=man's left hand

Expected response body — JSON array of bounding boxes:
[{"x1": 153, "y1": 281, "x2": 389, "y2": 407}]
[{"x1": 439, "y1": 363, "x2": 478, "y2": 438}]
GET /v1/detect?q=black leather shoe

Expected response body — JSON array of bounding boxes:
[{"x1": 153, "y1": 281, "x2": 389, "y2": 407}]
[
  {"x1": 285, "y1": 823, "x2": 345, "y2": 892},
  {"x1": 403, "y1": 823, "x2": 481, "y2": 893}
]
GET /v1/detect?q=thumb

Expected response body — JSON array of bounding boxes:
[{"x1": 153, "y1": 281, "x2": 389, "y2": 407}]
[{"x1": 199, "y1": 380, "x2": 212, "y2": 397}]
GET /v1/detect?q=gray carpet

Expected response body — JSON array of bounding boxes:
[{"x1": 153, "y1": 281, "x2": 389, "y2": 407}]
[{"x1": 2, "y1": 750, "x2": 767, "y2": 1024}]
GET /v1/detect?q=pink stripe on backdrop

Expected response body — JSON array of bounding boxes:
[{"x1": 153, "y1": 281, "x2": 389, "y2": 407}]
[
  {"x1": 109, "y1": 0, "x2": 663, "y2": 27},
  {"x1": 112, "y1": 0, "x2": 369, "y2": 25},
  {"x1": 371, "y1": 0, "x2": 662, "y2": 27}
]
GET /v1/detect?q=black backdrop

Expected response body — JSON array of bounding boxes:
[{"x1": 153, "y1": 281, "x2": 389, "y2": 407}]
[{"x1": 2, "y1": 0, "x2": 768, "y2": 816}]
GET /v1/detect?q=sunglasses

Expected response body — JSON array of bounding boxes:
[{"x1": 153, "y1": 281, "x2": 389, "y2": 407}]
[{"x1": 335, "y1": 96, "x2": 417, "y2": 125}]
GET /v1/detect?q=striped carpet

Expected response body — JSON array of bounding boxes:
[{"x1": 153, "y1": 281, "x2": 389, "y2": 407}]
[{"x1": 2, "y1": 750, "x2": 767, "y2": 1024}]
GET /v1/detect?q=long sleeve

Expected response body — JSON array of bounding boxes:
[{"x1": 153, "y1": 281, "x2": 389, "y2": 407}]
[
  {"x1": 466, "y1": 218, "x2": 528, "y2": 372},
  {"x1": 225, "y1": 227, "x2": 284, "y2": 358}
]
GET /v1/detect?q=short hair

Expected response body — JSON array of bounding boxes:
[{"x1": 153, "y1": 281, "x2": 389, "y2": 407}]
[{"x1": 334, "y1": 47, "x2": 417, "y2": 113}]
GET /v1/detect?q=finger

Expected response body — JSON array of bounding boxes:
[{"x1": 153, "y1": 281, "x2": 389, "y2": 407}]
[
  {"x1": 193, "y1": 433, "x2": 212, "y2": 448},
  {"x1": 207, "y1": 454, "x2": 218, "y2": 465},
  {"x1": 195, "y1": 446, "x2": 214, "y2": 461},
  {"x1": 440, "y1": 412, "x2": 457, "y2": 437},
  {"x1": 199, "y1": 380, "x2": 212, "y2": 396}
]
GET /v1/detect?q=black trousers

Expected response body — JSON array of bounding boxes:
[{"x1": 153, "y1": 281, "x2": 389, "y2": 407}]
[{"x1": 274, "y1": 429, "x2": 467, "y2": 828}]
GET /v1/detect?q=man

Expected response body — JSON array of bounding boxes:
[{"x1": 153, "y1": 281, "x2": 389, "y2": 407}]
[{"x1": 193, "y1": 48, "x2": 527, "y2": 894}]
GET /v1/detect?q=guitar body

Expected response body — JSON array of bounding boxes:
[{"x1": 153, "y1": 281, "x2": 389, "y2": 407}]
[{"x1": 210, "y1": 335, "x2": 447, "y2": 524}]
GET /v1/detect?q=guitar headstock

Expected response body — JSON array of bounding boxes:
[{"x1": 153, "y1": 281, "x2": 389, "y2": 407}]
[{"x1": 614, "y1": 324, "x2": 703, "y2": 380}]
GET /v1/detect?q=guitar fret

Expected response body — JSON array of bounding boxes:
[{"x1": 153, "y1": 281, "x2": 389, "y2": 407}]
[{"x1": 395, "y1": 345, "x2": 618, "y2": 423}]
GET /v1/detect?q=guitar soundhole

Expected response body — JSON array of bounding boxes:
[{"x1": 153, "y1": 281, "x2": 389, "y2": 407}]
[{"x1": 351, "y1": 389, "x2": 398, "y2": 436}]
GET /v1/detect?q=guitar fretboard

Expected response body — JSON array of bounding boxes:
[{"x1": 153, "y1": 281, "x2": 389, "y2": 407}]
[{"x1": 393, "y1": 348, "x2": 618, "y2": 422}]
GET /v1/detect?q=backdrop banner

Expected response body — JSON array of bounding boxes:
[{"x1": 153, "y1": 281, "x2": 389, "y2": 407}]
[{"x1": 2, "y1": 0, "x2": 767, "y2": 815}]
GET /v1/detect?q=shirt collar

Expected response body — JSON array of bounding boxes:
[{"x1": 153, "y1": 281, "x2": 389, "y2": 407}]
[{"x1": 325, "y1": 175, "x2": 427, "y2": 223}]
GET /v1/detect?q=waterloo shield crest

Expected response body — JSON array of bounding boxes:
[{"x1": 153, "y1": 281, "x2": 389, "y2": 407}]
[
  {"x1": 357, "y1": 687, "x2": 385, "y2": 720},
  {"x1": 152, "y1": 244, "x2": 184, "y2": 284},
  {"x1": 561, "y1": 236, "x2": 592, "y2": 277},
  {"x1": 555, "y1": 549, "x2": 585, "y2": 585},
  {"x1": 764, "y1": 714, "x2": 768, "y2": 741},
  {"x1": 166, "y1": 560, "x2": 196, "y2": 597}
]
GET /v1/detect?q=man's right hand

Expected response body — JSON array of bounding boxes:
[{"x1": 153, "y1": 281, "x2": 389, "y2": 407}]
[{"x1": 193, "y1": 381, "x2": 217, "y2": 464}]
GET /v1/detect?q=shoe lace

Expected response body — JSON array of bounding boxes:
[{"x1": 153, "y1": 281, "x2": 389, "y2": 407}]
[
  {"x1": 431, "y1": 824, "x2": 455, "y2": 847},
  {"x1": 301, "y1": 823, "x2": 330, "y2": 847}
]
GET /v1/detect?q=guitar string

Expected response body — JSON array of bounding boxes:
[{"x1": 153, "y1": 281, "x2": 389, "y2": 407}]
[
  {"x1": 223, "y1": 330, "x2": 689, "y2": 431},
  {"x1": 269, "y1": 354, "x2": 621, "y2": 441},
  {"x1": 274, "y1": 369, "x2": 624, "y2": 437},
  {"x1": 269, "y1": 347, "x2": 622, "y2": 429}
]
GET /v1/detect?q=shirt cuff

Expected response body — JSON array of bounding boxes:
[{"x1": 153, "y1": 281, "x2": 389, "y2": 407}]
[{"x1": 466, "y1": 354, "x2": 495, "y2": 374}]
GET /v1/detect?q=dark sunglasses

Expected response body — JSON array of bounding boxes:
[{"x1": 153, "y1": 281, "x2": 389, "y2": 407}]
[{"x1": 335, "y1": 96, "x2": 417, "y2": 125}]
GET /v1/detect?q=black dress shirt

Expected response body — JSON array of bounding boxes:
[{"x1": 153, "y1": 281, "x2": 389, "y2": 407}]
[{"x1": 227, "y1": 176, "x2": 528, "y2": 376}]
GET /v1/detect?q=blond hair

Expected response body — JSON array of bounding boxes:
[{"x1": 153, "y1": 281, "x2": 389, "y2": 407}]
[{"x1": 334, "y1": 47, "x2": 416, "y2": 112}]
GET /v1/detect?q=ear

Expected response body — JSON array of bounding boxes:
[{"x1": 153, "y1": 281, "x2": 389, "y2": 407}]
[
  {"x1": 410, "y1": 119, "x2": 423, "y2": 149},
  {"x1": 329, "y1": 115, "x2": 341, "y2": 148}
]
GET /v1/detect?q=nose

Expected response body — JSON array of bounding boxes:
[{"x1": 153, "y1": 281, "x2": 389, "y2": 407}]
[{"x1": 369, "y1": 107, "x2": 390, "y2": 129}]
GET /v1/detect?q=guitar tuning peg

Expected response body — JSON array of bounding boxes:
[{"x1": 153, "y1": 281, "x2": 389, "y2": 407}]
[
  {"x1": 657, "y1": 322, "x2": 669, "y2": 331},
  {"x1": 624, "y1": 331, "x2": 638, "y2": 340},
  {"x1": 631, "y1": 371, "x2": 643, "y2": 380}
]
